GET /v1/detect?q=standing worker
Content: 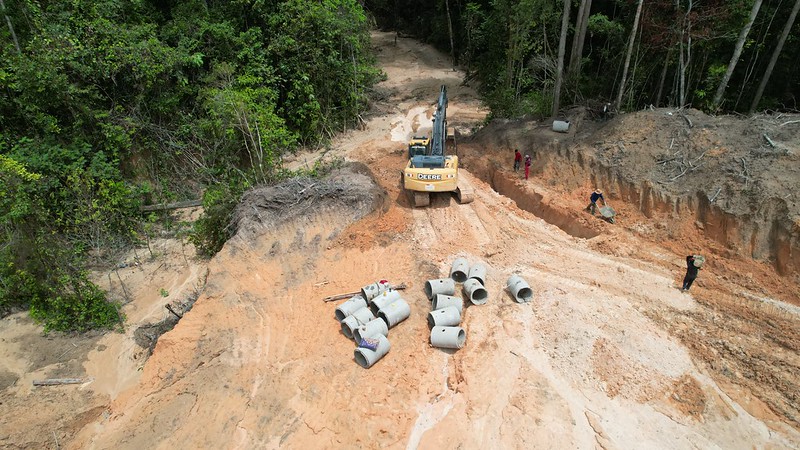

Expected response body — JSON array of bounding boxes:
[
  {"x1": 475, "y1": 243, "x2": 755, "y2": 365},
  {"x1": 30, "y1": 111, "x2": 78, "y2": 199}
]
[
  {"x1": 585, "y1": 189, "x2": 606, "y2": 215},
  {"x1": 514, "y1": 149, "x2": 522, "y2": 172},
  {"x1": 524, "y1": 154, "x2": 532, "y2": 180},
  {"x1": 682, "y1": 255, "x2": 704, "y2": 291}
]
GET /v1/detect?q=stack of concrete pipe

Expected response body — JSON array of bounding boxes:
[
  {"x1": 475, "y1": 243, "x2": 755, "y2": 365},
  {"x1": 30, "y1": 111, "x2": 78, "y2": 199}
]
[
  {"x1": 428, "y1": 292, "x2": 466, "y2": 349},
  {"x1": 423, "y1": 256, "x2": 489, "y2": 350},
  {"x1": 452, "y1": 257, "x2": 489, "y2": 306},
  {"x1": 335, "y1": 280, "x2": 412, "y2": 369}
]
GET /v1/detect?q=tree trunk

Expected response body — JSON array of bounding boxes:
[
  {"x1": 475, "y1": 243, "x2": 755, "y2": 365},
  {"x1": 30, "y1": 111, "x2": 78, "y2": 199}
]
[
  {"x1": 614, "y1": 0, "x2": 644, "y2": 112},
  {"x1": 569, "y1": 0, "x2": 593, "y2": 77},
  {"x1": 677, "y1": 0, "x2": 693, "y2": 107},
  {"x1": 445, "y1": 0, "x2": 456, "y2": 69},
  {"x1": 711, "y1": 0, "x2": 763, "y2": 111},
  {"x1": 553, "y1": 0, "x2": 571, "y2": 117},
  {"x1": 0, "y1": 0, "x2": 20, "y2": 55},
  {"x1": 749, "y1": 0, "x2": 800, "y2": 113},
  {"x1": 655, "y1": 47, "x2": 672, "y2": 106}
]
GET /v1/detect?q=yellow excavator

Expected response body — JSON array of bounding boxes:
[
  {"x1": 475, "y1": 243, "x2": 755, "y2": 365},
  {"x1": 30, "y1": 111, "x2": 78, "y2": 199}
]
[{"x1": 402, "y1": 85, "x2": 474, "y2": 207}]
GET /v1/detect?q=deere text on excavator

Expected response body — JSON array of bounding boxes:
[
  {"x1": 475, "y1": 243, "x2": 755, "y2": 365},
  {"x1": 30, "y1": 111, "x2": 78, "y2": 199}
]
[{"x1": 402, "y1": 85, "x2": 474, "y2": 207}]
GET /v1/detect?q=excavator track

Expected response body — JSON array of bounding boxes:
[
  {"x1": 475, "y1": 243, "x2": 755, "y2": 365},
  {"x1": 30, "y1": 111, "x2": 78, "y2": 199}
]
[{"x1": 456, "y1": 186, "x2": 474, "y2": 204}]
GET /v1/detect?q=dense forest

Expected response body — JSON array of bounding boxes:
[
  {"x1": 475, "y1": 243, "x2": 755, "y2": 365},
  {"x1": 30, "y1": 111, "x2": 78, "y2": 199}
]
[
  {"x1": 0, "y1": 0, "x2": 380, "y2": 331},
  {"x1": 366, "y1": 0, "x2": 799, "y2": 117},
  {"x1": 1, "y1": 0, "x2": 797, "y2": 331}
]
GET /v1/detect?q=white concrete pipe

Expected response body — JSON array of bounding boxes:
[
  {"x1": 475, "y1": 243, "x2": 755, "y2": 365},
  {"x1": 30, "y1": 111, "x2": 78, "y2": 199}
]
[
  {"x1": 552, "y1": 120, "x2": 570, "y2": 133},
  {"x1": 378, "y1": 297, "x2": 411, "y2": 329},
  {"x1": 463, "y1": 278, "x2": 488, "y2": 305},
  {"x1": 507, "y1": 275, "x2": 533, "y2": 303},
  {"x1": 341, "y1": 306, "x2": 376, "y2": 339},
  {"x1": 424, "y1": 278, "x2": 456, "y2": 300},
  {"x1": 335, "y1": 295, "x2": 368, "y2": 322},
  {"x1": 353, "y1": 318, "x2": 389, "y2": 343},
  {"x1": 468, "y1": 263, "x2": 487, "y2": 286},
  {"x1": 369, "y1": 289, "x2": 401, "y2": 314},
  {"x1": 450, "y1": 257, "x2": 470, "y2": 283},
  {"x1": 432, "y1": 294, "x2": 463, "y2": 314},
  {"x1": 427, "y1": 306, "x2": 461, "y2": 328},
  {"x1": 354, "y1": 334, "x2": 391, "y2": 369},
  {"x1": 430, "y1": 326, "x2": 466, "y2": 349},
  {"x1": 361, "y1": 281, "x2": 390, "y2": 301}
]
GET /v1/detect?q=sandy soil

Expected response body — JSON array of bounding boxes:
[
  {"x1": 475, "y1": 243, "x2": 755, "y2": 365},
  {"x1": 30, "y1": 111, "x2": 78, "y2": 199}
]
[{"x1": 1, "y1": 31, "x2": 799, "y2": 450}]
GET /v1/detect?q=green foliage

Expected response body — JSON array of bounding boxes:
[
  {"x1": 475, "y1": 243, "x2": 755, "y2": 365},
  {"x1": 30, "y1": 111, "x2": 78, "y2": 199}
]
[
  {"x1": 0, "y1": 0, "x2": 382, "y2": 330},
  {"x1": 29, "y1": 272, "x2": 124, "y2": 333},
  {"x1": 189, "y1": 178, "x2": 249, "y2": 258}
]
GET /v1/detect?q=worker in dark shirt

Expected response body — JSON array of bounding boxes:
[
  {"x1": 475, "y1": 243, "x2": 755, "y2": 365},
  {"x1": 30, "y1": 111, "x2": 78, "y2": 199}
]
[
  {"x1": 514, "y1": 149, "x2": 522, "y2": 172},
  {"x1": 682, "y1": 255, "x2": 702, "y2": 291},
  {"x1": 585, "y1": 189, "x2": 606, "y2": 215}
]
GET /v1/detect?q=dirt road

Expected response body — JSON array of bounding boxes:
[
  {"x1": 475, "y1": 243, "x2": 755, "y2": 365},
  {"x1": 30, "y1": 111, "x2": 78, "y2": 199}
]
[{"x1": 1, "y1": 31, "x2": 799, "y2": 450}]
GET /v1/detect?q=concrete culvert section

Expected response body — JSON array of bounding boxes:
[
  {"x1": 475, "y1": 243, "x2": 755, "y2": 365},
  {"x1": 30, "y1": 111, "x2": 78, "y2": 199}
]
[
  {"x1": 463, "y1": 278, "x2": 488, "y2": 305},
  {"x1": 335, "y1": 295, "x2": 368, "y2": 322},
  {"x1": 427, "y1": 306, "x2": 461, "y2": 328},
  {"x1": 369, "y1": 289, "x2": 401, "y2": 315},
  {"x1": 424, "y1": 278, "x2": 456, "y2": 300},
  {"x1": 361, "y1": 281, "x2": 390, "y2": 301},
  {"x1": 430, "y1": 326, "x2": 466, "y2": 349},
  {"x1": 353, "y1": 318, "x2": 389, "y2": 343},
  {"x1": 432, "y1": 294, "x2": 463, "y2": 313},
  {"x1": 378, "y1": 297, "x2": 411, "y2": 328},
  {"x1": 354, "y1": 334, "x2": 391, "y2": 369},
  {"x1": 450, "y1": 258, "x2": 469, "y2": 282},
  {"x1": 507, "y1": 275, "x2": 533, "y2": 303},
  {"x1": 341, "y1": 307, "x2": 376, "y2": 340},
  {"x1": 468, "y1": 263, "x2": 487, "y2": 286}
]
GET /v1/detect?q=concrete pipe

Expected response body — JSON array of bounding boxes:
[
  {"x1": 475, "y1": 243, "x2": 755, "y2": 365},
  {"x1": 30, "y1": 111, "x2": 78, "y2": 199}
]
[
  {"x1": 432, "y1": 294, "x2": 463, "y2": 314},
  {"x1": 468, "y1": 263, "x2": 487, "y2": 286},
  {"x1": 552, "y1": 120, "x2": 570, "y2": 133},
  {"x1": 424, "y1": 278, "x2": 456, "y2": 301},
  {"x1": 450, "y1": 258, "x2": 470, "y2": 283},
  {"x1": 369, "y1": 289, "x2": 402, "y2": 314},
  {"x1": 353, "y1": 318, "x2": 389, "y2": 343},
  {"x1": 507, "y1": 275, "x2": 533, "y2": 303},
  {"x1": 430, "y1": 326, "x2": 466, "y2": 349},
  {"x1": 354, "y1": 334, "x2": 391, "y2": 369},
  {"x1": 427, "y1": 306, "x2": 461, "y2": 328},
  {"x1": 361, "y1": 281, "x2": 390, "y2": 301},
  {"x1": 378, "y1": 297, "x2": 411, "y2": 329},
  {"x1": 334, "y1": 295, "x2": 368, "y2": 322},
  {"x1": 341, "y1": 307, "x2": 376, "y2": 339},
  {"x1": 463, "y1": 278, "x2": 488, "y2": 305}
]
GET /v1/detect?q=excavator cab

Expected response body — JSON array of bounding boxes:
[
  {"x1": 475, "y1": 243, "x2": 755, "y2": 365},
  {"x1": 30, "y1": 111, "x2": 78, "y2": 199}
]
[{"x1": 408, "y1": 136, "x2": 429, "y2": 159}]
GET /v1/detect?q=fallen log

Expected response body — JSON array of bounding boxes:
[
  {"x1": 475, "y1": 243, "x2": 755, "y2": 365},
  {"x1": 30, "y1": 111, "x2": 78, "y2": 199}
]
[
  {"x1": 140, "y1": 199, "x2": 202, "y2": 212},
  {"x1": 323, "y1": 283, "x2": 407, "y2": 302},
  {"x1": 33, "y1": 378, "x2": 84, "y2": 386}
]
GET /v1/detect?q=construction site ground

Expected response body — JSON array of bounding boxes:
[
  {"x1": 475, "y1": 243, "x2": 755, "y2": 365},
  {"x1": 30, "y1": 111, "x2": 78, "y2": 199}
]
[{"x1": 1, "y1": 31, "x2": 799, "y2": 450}]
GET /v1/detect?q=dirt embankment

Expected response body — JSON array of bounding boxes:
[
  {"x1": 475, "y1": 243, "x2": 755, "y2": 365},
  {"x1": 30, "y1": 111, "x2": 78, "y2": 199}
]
[{"x1": 464, "y1": 110, "x2": 800, "y2": 277}]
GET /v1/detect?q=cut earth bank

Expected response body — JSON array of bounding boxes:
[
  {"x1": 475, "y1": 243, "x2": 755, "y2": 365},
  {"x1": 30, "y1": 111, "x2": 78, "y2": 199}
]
[{"x1": 0, "y1": 30, "x2": 798, "y2": 450}]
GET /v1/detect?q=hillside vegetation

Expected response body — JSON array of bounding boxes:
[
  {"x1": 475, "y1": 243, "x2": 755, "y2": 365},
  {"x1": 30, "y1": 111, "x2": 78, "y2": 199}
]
[{"x1": 0, "y1": 0, "x2": 379, "y2": 330}]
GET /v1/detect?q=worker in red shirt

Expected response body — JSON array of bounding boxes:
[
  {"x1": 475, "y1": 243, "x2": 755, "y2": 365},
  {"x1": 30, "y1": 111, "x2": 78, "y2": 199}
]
[
  {"x1": 513, "y1": 149, "x2": 522, "y2": 172},
  {"x1": 524, "y1": 155, "x2": 532, "y2": 180}
]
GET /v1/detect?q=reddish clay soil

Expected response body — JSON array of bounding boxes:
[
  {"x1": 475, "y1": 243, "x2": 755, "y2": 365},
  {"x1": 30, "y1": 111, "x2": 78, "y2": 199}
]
[{"x1": 1, "y1": 31, "x2": 799, "y2": 450}]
